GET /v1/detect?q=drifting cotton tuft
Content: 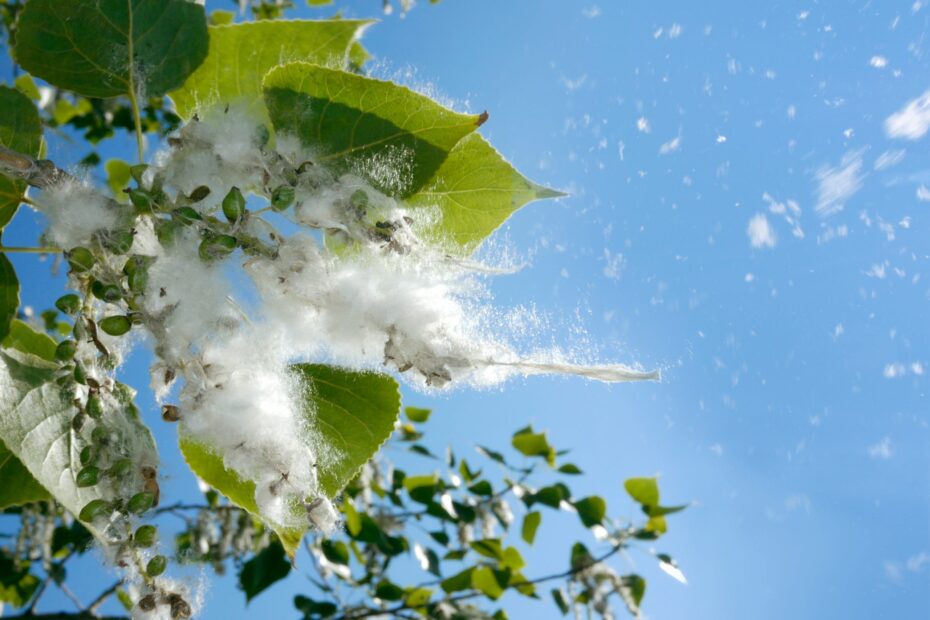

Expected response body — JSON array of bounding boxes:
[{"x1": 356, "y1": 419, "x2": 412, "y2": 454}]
[{"x1": 42, "y1": 180, "x2": 119, "y2": 249}]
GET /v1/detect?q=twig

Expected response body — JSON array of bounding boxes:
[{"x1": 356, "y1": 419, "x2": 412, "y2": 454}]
[{"x1": 87, "y1": 579, "x2": 123, "y2": 614}]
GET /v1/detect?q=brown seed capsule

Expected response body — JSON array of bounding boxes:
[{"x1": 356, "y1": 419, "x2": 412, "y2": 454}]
[
  {"x1": 138, "y1": 594, "x2": 156, "y2": 611},
  {"x1": 161, "y1": 405, "x2": 180, "y2": 422},
  {"x1": 142, "y1": 466, "x2": 160, "y2": 507}
]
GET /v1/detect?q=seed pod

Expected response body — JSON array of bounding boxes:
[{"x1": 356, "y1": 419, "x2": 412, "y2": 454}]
[
  {"x1": 128, "y1": 189, "x2": 152, "y2": 212},
  {"x1": 198, "y1": 234, "x2": 237, "y2": 261},
  {"x1": 154, "y1": 218, "x2": 181, "y2": 248},
  {"x1": 71, "y1": 412, "x2": 85, "y2": 432},
  {"x1": 172, "y1": 206, "x2": 202, "y2": 225},
  {"x1": 109, "y1": 458, "x2": 132, "y2": 477},
  {"x1": 129, "y1": 164, "x2": 148, "y2": 185},
  {"x1": 91, "y1": 280, "x2": 122, "y2": 303},
  {"x1": 79, "y1": 446, "x2": 96, "y2": 466},
  {"x1": 133, "y1": 525, "x2": 157, "y2": 548},
  {"x1": 73, "y1": 364, "x2": 87, "y2": 385},
  {"x1": 145, "y1": 554, "x2": 167, "y2": 577},
  {"x1": 138, "y1": 594, "x2": 157, "y2": 611},
  {"x1": 90, "y1": 427, "x2": 108, "y2": 445},
  {"x1": 142, "y1": 466, "x2": 160, "y2": 506},
  {"x1": 161, "y1": 405, "x2": 180, "y2": 422},
  {"x1": 102, "y1": 229, "x2": 134, "y2": 255},
  {"x1": 66, "y1": 247, "x2": 95, "y2": 273},
  {"x1": 76, "y1": 466, "x2": 99, "y2": 487},
  {"x1": 78, "y1": 499, "x2": 110, "y2": 522},
  {"x1": 123, "y1": 255, "x2": 152, "y2": 294},
  {"x1": 271, "y1": 185, "x2": 296, "y2": 211},
  {"x1": 85, "y1": 394, "x2": 104, "y2": 418},
  {"x1": 222, "y1": 187, "x2": 246, "y2": 222},
  {"x1": 55, "y1": 340, "x2": 77, "y2": 362},
  {"x1": 188, "y1": 185, "x2": 211, "y2": 203},
  {"x1": 350, "y1": 189, "x2": 369, "y2": 211},
  {"x1": 171, "y1": 597, "x2": 192, "y2": 619},
  {"x1": 54, "y1": 294, "x2": 81, "y2": 315},
  {"x1": 98, "y1": 316, "x2": 132, "y2": 336},
  {"x1": 127, "y1": 491, "x2": 155, "y2": 515}
]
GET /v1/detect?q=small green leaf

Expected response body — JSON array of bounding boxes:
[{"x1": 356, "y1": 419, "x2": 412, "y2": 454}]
[
  {"x1": 440, "y1": 567, "x2": 475, "y2": 594},
  {"x1": 405, "y1": 406, "x2": 431, "y2": 423},
  {"x1": 264, "y1": 62, "x2": 484, "y2": 197},
  {"x1": 551, "y1": 588, "x2": 570, "y2": 615},
  {"x1": 14, "y1": 0, "x2": 209, "y2": 99},
  {"x1": 3, "y1": 320, "x2": 56, "y2": 362},
  {"x1": 240, "y1": 540, "x2": 291, "y2": 603},
  {"x1": 13, "y1": 74, "x2": 41, "y2": 101},
  {"x1": 624, "y1": 477, "x2": 660, "y2": 507},
  {"x1": 0, "y1": 552, "x2": 40, "y2": 606},
  {"x1": 557, "y1": 463, "x2": 583, "y2": 475},
  {"x1": 374, "y1": 580, "x2": 405, "y2": 601},
  {"x1": 471, "y1": 566, "x2": 504, "y2": 600},
  {"x1": 294, "y1": 595, "x2": 338, "y2": 617},
  {"x1": 170, "y1": 19, "x2": 370, "y2": 120},
  {"x1": 569, "y1": 543, "x2": 594, "y2": 572},
  {"x1": 404, "y1": 587, "x2": 432, "y2": 608},
  {"x1": 105, "y1": 159, "x2": 132, "y2": 202},
  {"x1": 470, "y1": 538, "x2": 504, "y2": 561},
  {"x1": 521, "y1": 511, "x2": 541, "y2": 545},
  {"x1": 511, "y1": 426, "x2": 555, "y2": 465},
  {"x1": 209, "y1": 9, "x2": 236, "y2": 26},
  {"x1": 573, "y1": 496, "x2": 607, "y2": 528},
  {"x1": 407, "y1": 133, "x2": 565, "y2": 254},
  {"x1": 0, "y1": 86, "x2": 42, "y2": 230},
  {"x1": 619, "y1": 574, "x2": 646, "y2": 613},
  {"x1": 291, "y1": 364, "x2": 400, "y2": 497},
  {"x1": 320, "y1": 539, "x2": 349, "y2": 565}
]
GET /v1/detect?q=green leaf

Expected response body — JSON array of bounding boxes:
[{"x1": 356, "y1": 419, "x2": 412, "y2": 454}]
[
  {"x1": 619, "y1": 574, "x2": 646, "y2": 614},
  {"x1": 624, "y1": 477, "x2": 660, "y2": 507},
  {"x1": 105, "y1": 159, "x2": 132, "y2": 202},
  {"x1": 403, "y1": 474, "x2": 440, "y2": 504},
  {"x1": 294, "y1": 595, "x2": 338, "y2": 618},
  {"x1": 471, "y1": 566, "x2": 504, "y2": 600},
  {"x1": 408, "y1": 133, "x2": 565, "y2": 253},
  {"x1": 551, "y1": 588, "x2": 570, "y2": 615},
  {"x1": 405, "y1": 406, "x2": 431, "y2": 423},
  {"x1": 291, "y1": 363, "x2": 400, "y2": 497},
  {"x1": 178, "y1": 438, "x2": 304, "y2": 558},
  {"x1": 239, "y1": 540, "x2": 291, "y2": 603},
  {"x1": 511, "y1": 427, "x2": 555, "y2": 465},
  {"x1": 0, "y1": 349, "x2": 157, "y2": 539},
  {"x1": 573, "y1": 496, "x2": 607, "y2": 528},
  {"x1": 3, "y1": 320, "x2": 57, "y2": 363},
  {"x1": 440, "y1": 567, "x2": 475, "y2": 593},
  {"x1": 320, "y1": 539, "x2": 349, "y2": 565},
  {"x1": 13, "y1": 75, "x2": 41, "y2": 101},
  {"x1": 263, "y1": 62, "x2": 485, "y2": 197},
  {"x1": 470, "y1": 538, "x2": 504, "y2": 561},
  {"x1": 521, "y1": 511, "x2": 541, "y2": 545},
  {"x1": 0, "y1": 437, "x2": 50, "y2": 509},
  {"x1": 557, "y1": 463, "x2": 583, "y2": 475},
  {"x1": 13, "y1": 0, "x2": 209, "y2": 99},
  {"x1": 404, "y1": 587, "x2": 432, "y2": 608},
  {"x1": 169, "y1": 19, "x2": 370, "y2": 120},
  {"x1": 569, "y1": 543, "x2": 594, "y2": 572},
  {"x1": 0, "y1": 552, "x2": 40, "y2": 607},
  {"x1": 0, "y1": 86, "x2": 42, "y2": 230}
]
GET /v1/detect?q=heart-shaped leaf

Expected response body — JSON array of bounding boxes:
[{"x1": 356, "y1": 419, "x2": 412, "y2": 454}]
[{"x1": 14, "y1": 0, "x2": 208, "y2": 99}]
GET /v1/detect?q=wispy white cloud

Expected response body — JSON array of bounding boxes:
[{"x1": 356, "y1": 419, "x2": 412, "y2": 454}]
[
  {"x1": 886, "y1": 89, "x2": 930, "y2": 140},
  {"x1": 815, "y1": 150, "x2": 865, "y2": 217},
  {"x1": 867, "y1": 436, "x2": 893, "y2": 459},
  {"x1": 747, "y1": 213, "x2": 777, "y2": 248}
]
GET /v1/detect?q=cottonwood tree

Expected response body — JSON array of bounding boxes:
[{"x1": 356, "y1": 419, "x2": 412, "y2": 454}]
[{"x1": 0, "y1": 1, "x2": 684, "y2": 618}]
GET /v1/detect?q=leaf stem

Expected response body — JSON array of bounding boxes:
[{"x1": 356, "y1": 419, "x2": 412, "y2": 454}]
[
  {"x1": 0, "y1": 245, "x2": 62, "y2": 254},
  {"x1": 126, "y1": 0, "x2": 144, "y2": 164}
]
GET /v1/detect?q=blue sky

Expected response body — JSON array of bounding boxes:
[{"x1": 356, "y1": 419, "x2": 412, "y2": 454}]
[{"x1": 5, "y1": 0, "x2": 930, "y2": 618}]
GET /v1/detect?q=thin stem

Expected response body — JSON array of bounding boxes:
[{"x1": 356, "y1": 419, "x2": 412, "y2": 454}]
[
  {"x1": 127, "y1": 90, "x2": 145, "y2": 164},
  {"x1": 87, "y1": 579, "x2": 123, "y2": 614},
  {"x1": 0, "y1": 245, "x2": 62, "y2": 254}
]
